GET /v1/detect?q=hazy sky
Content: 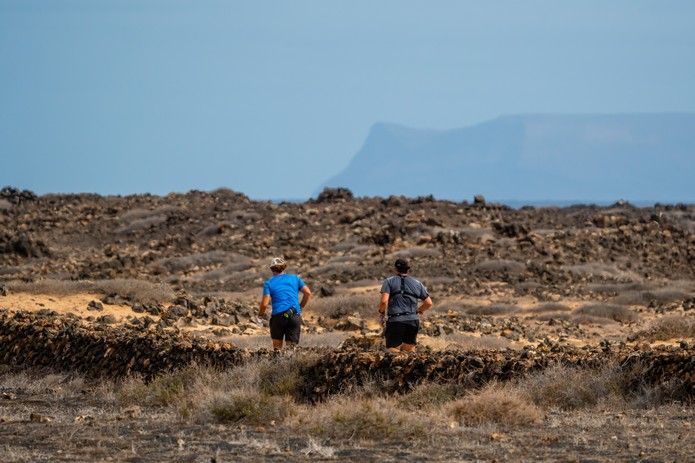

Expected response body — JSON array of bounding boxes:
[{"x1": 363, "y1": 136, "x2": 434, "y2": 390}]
[{"x1": 2, "y1": 1, "x2": 694, "y2": 199}]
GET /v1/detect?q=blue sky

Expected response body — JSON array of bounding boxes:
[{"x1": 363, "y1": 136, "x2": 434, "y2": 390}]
[{"x1": 1, "y1": 1, "x2": 694, "y2": 199}]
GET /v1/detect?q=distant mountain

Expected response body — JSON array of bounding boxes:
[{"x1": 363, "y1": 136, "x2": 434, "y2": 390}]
[{"x1": 317, "y1": 113, "x2": 695, "y2": 202}]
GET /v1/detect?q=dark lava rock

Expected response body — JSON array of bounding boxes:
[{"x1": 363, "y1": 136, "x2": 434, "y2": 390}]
[
  {"x1": 167, "y1": 305, "x2": 189, "y2": 318},
  {"x1": 0, "y1": 186, "x2": 37, "y2": 205},
  {"x1": 315, "y1": 187, "x2": 354, "y2": 203},
  {"x1": 96, "y1": 314, "x2": 117, "y2": 324},
  {"x1": 0, "y1": 233, "x2": 50, "y2": 258},
  {"x1": 319, "y1": 286, "x2": 335, "y2": 297},
  {"x1": 87, "y1": 300, "x2": 104, "y2": 311}
]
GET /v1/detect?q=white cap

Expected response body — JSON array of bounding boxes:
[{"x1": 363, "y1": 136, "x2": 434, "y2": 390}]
[{"x1": 270, "y1": 257, "x2": 286, "y2": 268}]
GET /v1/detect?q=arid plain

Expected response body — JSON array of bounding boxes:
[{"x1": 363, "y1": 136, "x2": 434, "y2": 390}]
[{"x1": 0, "y1": 186, "x2": 693, "y2": 462}]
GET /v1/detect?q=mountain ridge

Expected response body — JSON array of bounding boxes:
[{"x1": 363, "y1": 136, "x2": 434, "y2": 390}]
[{"x1": 318, "y1": 113, "x2": 695, "y2": 202}]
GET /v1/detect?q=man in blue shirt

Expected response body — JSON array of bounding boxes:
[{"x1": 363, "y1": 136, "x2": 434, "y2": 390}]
[{"x1": 258, "y1": 257, "x2": 312, "y2": 349}]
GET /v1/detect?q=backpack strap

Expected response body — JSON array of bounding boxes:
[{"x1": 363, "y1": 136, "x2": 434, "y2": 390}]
[{"x1": 388, "y1": 276, "x2": 421, "y2": 316}]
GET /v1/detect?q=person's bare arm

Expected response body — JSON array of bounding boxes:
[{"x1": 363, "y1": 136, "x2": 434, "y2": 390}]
[
  {"x1": 417, "y1": 296, "x2": 433, "y2": 314},
  {"x1": 379, "y1": 293, "x2": 389, "y2": 314},
  {"x1": 259, "y1": 295, "x2": 271, "y2": 317},
  {"x1": 299, "y1": 286, "x2": 312, "y2": 309}
]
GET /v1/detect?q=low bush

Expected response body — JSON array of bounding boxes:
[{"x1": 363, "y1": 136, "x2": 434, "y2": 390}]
[
  {"x1": 466, "y1": 304, "x2": 519, "y2": 316},
  {"x1": 473, "y1": 259, "x2": 526, "y2": 274},
  {"x1": 634, "y1": 315, "x2": 695, "y2": 341},
  {"x1": 574, "y1": 304, "x2": 638, "y2": 323},
  {"x1": 388, "y1": 247, "x2": 439, "y2": 259},
  {"x1": 258, "y1": 355, "x2": 319, "y2": 397},
  {"x1": 310, "y1": 293, "x2": 376, "y2": 319},
  {"x1": 448, "y1": 383, "x2": 542, "y2": 426},
  {"x1": 421, "y1": 333, "x2": 514, "y2": 351},
  {"x1": 208, "y1": 390, "x2": 293, "y2": 425},
  {"x1": 153, "y1": 251, "x2": 251, "y2": 273},
  {"x1": 294, "y1": 396, "x2": 431, "y2": 441},
  {"x1": 527, "y1": 302, "x2": 571, "y2": 313},
  {"x1": 614, "y1": 289, "x2": 692, "y2": 306},
  {"x1": 397, "y1": 382, "x2": 460, "y2": 410},
  {"x1": 519, "y1": 365, "x2": 623, "y2": 410}
]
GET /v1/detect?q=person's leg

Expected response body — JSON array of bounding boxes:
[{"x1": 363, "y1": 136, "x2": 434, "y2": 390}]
[
  {"x1": 284, "y1": 313, "x2": 301, "y2": 349},
  {"x1": 399, "y1": 343, "x2": 416, "y2": 352},
  {"x1": 399, "y1": 322, "x2": 419, "y2": 352},
  {"x1": 384, "y1": 322, "x2": 404, "y2": 352},
  {"x1": 269, "y1": 315, "x2": 285, "y2": 350}
]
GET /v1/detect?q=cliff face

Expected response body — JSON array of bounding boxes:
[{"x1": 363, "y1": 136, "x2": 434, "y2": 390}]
[{"x1": 319, "y1": 113, "x2": 695, "y2": 202}]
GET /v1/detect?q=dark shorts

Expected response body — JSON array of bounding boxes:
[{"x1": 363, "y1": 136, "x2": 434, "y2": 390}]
[
  {"x1": 384, "y1": 320, "x2": 419, "y2": 348},
  {"x1": 269, "y1": 310, "x2": 302, "y2": 343}
]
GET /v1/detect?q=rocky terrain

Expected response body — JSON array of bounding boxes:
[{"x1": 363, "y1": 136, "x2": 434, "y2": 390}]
[{"x1": 1, "y1": 185, "x2": 694, "y2": 461}]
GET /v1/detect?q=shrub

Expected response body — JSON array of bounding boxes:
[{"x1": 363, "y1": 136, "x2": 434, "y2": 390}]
[
  {"x1": 153, "y1": 251, "x2": 251, "y2": 273},
  {"x1": 466, "y1": 304, "x2": 519, "y2": 316},
  {"x1": 397, "y1": 382, "x2": 460, "y2": 410},
  {"x1": 574, "y1": 304, "x2": 638, "y2": 323},
  {"x1": 310, "y1": 293, "x2": 376, "y2": 319},
  {"x1": 117, "y1": 366, "x2": 204, "y2": 407},
  {"x1": 519, "y1": 365, "x2": 622, "y2": 410},
  {"x1": 208, "y1": 390, "x2": 293, "y2": 425},
  {"x1": 634, "y1": 315, "x2": 695, "y2": 341},
  {"x1": 527, "y1": 302, "x2": 571, "y2": 313},
  {"x1": 473, "y1": 259, "x2": 526, "y2": 274},
  {"x1": 565, "y1": 263, "x2": 632, "y2": 279},
  {"x1": 448, "y1": 383, "x2": 542, "y2": 426},
  {"x1": 258, "y1": 355, "x2": 319, "y2": 397},
  {"x1": 387, "y1": 247, "x2": 439, "y2": 259},
  {"x1": 295, "y1": 396, "x2": 430, "y2": 441},
  {"x1": 613, "y1": 289, "x2": 692, "y2": 306},
  {"x1": 420, "y1": 333, "x2": 514, "y2": 351}
]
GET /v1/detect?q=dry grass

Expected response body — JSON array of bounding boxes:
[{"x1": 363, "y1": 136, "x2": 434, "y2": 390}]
[
  {"x1": 527, "y1": 302, "x2": 571, "y2": 313},
  {"x1": 152, "y1": 251, "x2": 251, "y2": 273},
  {"x1": 0, "y1": 369, "x2": 86, "y2": 400},
  {"x1": 473, "y1": 259, "x2": 526, "y2": 274},
  {"x1": 588, "y1": 281, "x2": 649, "y2": 296},
  {"x1": 519, "y1": 365, "x2": 623, "y2": 410},
  {"x1": 466, "y1": 304, "x2": 519, "y2": 316},
  {"x1": 420, "y1": 333, "x2": 514, "y2": 351},
  {"x1": 308, "y1": 262, "x2": 361, "y2": 280},
  {"x1": 207, "y1": 390, "x2": 293, "y2": 425},
  {"x1": 634, "y1": 314, "x2": 695, "y2": 341},
  {"x1": 6, "y1": 278, "x2": 174, "y2": 303},
  {"x1": 448, "y1": 383, "x2": 542, "y2": 426},
  {"x1": 291, "y1": 396, "x2": 432, "y2": 441},
  {"x1": 397, "y1": 382, "x2": 460, "y2": 410},
  {"x1": 228, "y1": 332, "x2": 348, "y2": 349},
  {"x1": 116, "y1": 206, "x2": 178, "y2": 234},
  {"x1": 387, "y1": 247, "x2": 439, "y2": 259},
  {"x1": 613, "y1": 288, "x2": 693, "y2": 306},
  {"x1": 310, "y1": 293, "x2": 376, "y2": 319},
  {"x1": 573, "y1": 303, "x2": 638, "y2": 323},
  {"x1": 564, "y1": 262, "x2": 639, "y2": 281},
  {"x1": 116, "y1": 355, "x2": 319, "y2": 423}
]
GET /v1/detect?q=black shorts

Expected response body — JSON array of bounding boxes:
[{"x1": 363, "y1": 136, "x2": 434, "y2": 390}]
[
  {"x1": 384, "y1": 320, "x2": 419, "y2": 348},
  {"x1": 269, "y1": 310, "x2": 302, "y2": 343}
]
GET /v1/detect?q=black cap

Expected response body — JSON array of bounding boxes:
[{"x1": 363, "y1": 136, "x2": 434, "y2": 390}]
[{"x1": 394, "y1": 258, "x2": 410, "y2": 273}]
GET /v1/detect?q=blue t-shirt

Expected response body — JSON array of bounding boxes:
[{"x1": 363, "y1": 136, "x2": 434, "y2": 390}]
[{"x1": 262, "y1": 273, "x2": 306, "y2": 316}]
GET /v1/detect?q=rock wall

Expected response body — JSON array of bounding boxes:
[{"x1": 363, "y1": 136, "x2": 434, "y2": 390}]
[{"x1": 1, "y1": 309, "x2": 692, "y2": 403}]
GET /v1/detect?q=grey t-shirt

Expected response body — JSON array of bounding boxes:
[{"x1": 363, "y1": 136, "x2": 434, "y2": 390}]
[{"x1": 380, "y1": 275, "x2": 429, "y2": 322}]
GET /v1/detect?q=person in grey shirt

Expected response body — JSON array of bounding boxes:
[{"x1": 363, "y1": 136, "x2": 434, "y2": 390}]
[{"x1": 378, "y1": 258, "x2": 433, "y2": 352}]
